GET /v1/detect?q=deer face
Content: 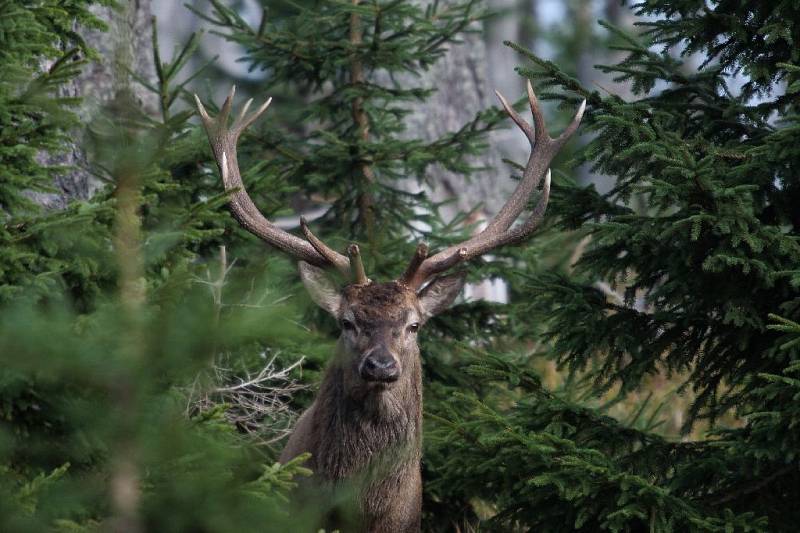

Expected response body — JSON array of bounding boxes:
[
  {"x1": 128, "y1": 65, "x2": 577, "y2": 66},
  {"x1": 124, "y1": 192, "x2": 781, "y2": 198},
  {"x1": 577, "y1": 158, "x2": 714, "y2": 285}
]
[{"x1": 299, "y1": 262, "x2": 466, "y2": 387}]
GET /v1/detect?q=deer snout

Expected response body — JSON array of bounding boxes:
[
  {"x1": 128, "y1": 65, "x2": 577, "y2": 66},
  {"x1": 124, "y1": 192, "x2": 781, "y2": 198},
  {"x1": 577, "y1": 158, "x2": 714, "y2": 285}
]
[{"x1": 359, "y1": 348, "x2": 400, "y2": 383}]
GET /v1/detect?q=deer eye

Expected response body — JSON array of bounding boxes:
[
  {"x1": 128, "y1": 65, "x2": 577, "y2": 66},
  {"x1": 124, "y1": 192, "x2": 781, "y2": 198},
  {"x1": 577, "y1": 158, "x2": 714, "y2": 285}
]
[
  {"x1": 407, "y1": 322, "x2": 420, "y2": 333},
  {"x1": 341, "y1": 319, "x2": 356, "y2": 332}
]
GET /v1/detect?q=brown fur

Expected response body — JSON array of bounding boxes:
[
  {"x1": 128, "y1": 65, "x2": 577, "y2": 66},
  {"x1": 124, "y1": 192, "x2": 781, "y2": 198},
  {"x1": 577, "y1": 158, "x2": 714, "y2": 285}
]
[{"x1": 281, "y1": 282, "x2": 424, "y2": 532}]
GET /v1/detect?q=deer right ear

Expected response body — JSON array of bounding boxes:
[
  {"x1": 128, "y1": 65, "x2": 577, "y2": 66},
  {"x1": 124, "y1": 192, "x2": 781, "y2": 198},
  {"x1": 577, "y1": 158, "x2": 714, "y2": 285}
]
[
  {"x1": 417, "y1": 271, "x2": 467, "y2": 319},
  {"x1": 299, "y1": 261, "x2": 342, "y2": 316}
]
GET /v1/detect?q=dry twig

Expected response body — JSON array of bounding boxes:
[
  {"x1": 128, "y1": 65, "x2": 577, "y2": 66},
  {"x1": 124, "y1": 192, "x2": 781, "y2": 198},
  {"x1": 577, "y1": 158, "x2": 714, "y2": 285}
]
[{"x1": 187, "y1": 354, "x2": 307, "y2": 445}]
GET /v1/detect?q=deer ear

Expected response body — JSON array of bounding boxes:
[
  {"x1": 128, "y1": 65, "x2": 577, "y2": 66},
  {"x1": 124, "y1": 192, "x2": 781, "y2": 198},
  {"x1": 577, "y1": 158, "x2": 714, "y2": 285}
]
[
  {"x1": 417, "y1": 271, "x2": 467, "y2": 319},
  {"x1": 299, "y1": 261, "x2": 342, "y2": 316}
]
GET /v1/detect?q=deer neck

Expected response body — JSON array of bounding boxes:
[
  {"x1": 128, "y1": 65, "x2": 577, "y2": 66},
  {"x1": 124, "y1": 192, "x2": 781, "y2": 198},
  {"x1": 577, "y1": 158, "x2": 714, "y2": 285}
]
[
  {"x1": 321, "y1": 351, "x2": 422, "y2": 428},
  {"x1": 311, "y1": 347, "x2": 422, "y2": 480}
]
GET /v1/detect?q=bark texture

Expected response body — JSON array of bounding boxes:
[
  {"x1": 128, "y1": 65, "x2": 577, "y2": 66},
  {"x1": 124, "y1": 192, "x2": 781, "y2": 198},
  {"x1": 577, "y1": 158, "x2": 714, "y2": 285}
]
[
  {"x1": 401, "y1": 7, "x2": 513, "y2": 217},
  {"x1": 34, "y1": 0, "x2": 156, "y2": 209},
  {"x1": 400, "y1": 0, "x2": 523, "y2": 303}
]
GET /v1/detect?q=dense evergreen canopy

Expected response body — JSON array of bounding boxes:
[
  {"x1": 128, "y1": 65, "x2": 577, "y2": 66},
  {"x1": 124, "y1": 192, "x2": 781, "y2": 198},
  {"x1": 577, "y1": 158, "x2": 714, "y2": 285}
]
[{"x1": 0, "y1": 1, "x2": 798, "y2": 531}]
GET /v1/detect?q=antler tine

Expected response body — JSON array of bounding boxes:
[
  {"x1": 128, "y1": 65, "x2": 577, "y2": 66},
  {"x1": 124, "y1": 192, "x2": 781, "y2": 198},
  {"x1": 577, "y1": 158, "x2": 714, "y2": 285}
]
[
  {"x1": 525, "y1": 80, "x2": 547, "y2": 144},
  {"x1": 218, "y1": 85, "x2": 235, "y2": 127},
  {"x1": 556, "y1": 98, "x2": 586, "y2": 144},
  {"x1": 504, "y1": 169, "x2": 551, "y2": 245},
  {"x1": 194, "y1": 88, "x2": 350, "y2": 269},
  {"x1": 300, "y1": 217, "x2": 351, "y2": 277},
  {"x1": 402, "y1": 83, "x2": 585, "y2": 289},
  {"x1": 495, "y1": 89, "x2": 535, "y2": 144},
  {"x1": 407, "y1": 247, "x2": 466, "y2": 289},
  {"x1": 194, "y1": 94, "x2": 212, "y2": 128},
  {"x1": 347, "y1": 244, "x2": 370, "y2": 285},
  {"x1": 236, "y1": 97, "x2": 273, "y2": 134},
  {"x1": 237, "y1": 97, "x2": 254, "y2": 125},
  {"x1": 399, "y1": 243, "x2": 429, "y2": 286}
]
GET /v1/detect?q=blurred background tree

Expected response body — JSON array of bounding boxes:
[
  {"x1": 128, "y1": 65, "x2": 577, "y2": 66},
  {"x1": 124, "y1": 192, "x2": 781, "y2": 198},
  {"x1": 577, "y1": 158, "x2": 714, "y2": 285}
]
[{"x1": 2, "y1": 0, "x2": 799, "y2": 532}]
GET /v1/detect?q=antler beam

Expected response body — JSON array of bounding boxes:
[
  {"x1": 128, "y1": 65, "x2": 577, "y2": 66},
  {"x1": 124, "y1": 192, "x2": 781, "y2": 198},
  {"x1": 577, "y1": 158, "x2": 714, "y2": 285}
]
[
  {"x1": 401, "y1": 81, "x2": 585, "y2": 289},
  {"x1": 195, "y1": 87, "x2": 351, "y2": 272}
]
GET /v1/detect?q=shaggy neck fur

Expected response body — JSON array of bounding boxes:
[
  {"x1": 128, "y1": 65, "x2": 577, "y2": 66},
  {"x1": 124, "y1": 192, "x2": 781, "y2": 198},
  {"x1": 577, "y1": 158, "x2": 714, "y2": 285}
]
[{"x1": 311, "y1": 341, "x2": 423, "y2": 483}]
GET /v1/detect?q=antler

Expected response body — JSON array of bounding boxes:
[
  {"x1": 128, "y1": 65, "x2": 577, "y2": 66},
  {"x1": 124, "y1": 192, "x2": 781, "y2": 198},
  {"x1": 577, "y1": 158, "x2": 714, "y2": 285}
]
[
  {"x1": 399, "y1": 81, "x2": 586, "y2": 289},
  {"x1": 194, "y1": 87, "x2": 353, "y2": 276}
]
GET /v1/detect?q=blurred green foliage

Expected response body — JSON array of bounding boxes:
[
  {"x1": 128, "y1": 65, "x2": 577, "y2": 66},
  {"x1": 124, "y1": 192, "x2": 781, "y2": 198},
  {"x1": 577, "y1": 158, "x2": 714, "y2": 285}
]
[
  {"x1": 2, "y1": 0, "x2": 800, "y2": 532},
  {"x1": 0, "y1": 1, "x2": 323, "y2": 530}
]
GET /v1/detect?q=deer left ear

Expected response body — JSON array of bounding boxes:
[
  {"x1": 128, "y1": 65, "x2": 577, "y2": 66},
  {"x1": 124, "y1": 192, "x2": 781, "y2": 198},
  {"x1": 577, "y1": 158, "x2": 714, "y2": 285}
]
[
  {"x1": 417, "y1": 271, "x2": 467, "y2": 319},
  {"x1": 299, "y1": 261, "x2": 342, "y2": 316}
]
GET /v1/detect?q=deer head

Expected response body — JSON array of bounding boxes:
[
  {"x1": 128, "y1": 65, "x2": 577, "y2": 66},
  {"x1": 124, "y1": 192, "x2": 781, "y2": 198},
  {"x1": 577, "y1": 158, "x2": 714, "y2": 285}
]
[
  {"x1": 194, "y1": 84, "x2": 584, "y2": 388},
  {"x1": 299, "y1": 259, "x2": 466, "y2": 390}
]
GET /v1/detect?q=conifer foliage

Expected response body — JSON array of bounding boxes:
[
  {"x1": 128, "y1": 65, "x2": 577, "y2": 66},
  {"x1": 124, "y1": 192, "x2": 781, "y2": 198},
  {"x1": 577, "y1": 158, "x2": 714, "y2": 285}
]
[
  {"x1": 0, "y1": 1, "x2": 317, "y2": 530},
  {"x1": 0, "y1": 1, "x2": 110, "y2": 301},
  {"x1": 0, "y1": 0, "x2": 500, "y2": 530},
  {"x1": 1, "y1": 0, "x2": 799, "y2": 532},
  {"x1": 191, "y1": 0, "x2": 496, "y2": 271},
  {"x1": 425, "y1": 1, "x2": 800, "y2": 531}
]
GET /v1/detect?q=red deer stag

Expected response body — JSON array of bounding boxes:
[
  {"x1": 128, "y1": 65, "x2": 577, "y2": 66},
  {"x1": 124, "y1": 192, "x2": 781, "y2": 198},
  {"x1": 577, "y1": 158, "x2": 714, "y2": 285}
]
[{"x1": 195, "y1": 82, "x2": 584, "y2": 532}]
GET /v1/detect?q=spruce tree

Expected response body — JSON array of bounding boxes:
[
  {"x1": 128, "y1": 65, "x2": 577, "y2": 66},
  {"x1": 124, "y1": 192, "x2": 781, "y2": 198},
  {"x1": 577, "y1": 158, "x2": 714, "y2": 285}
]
[
  {"x1": 426, "y1": 1, "x2": 800, "y2": 531},
  {"x1": 0, "y1": 1, "x2": 111, "y2": 302}
]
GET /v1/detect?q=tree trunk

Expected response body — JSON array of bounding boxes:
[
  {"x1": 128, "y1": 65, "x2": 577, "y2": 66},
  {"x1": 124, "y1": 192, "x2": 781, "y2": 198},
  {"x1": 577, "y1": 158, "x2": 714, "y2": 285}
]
[
  {"x1": 403, "y1": 2, "x2": 511, "y2": 218},
  {"x1": 33, "y1": 0, "x2": 156, "y2": 209},
  {"x1": 398, "y1": 0, "x2": 515, "y2": 302}
]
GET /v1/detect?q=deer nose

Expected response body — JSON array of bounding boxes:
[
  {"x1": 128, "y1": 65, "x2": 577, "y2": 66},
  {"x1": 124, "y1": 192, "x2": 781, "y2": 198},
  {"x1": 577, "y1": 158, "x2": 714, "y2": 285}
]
[{"x1": 360, "y1": 349, "x2": 400, "y2": 383}]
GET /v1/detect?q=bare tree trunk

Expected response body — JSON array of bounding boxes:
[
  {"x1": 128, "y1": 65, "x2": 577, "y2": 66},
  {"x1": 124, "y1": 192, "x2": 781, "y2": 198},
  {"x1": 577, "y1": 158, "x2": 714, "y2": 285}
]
[
  {"x1": 517, "y1": 0, "x2": 539, "y2": 52},
  {"x1": 570, "y1": 0, "x2": 593, "y2": 186},
  {"x1": 406, "y1": 3, "x2": 509, "y2": 218},
  {"x1": 33, "y1": 0, "x2": 156, "y2": 209},
  {"x1": 606, "y1": 0, "x2": 624, "y2": 24},
  {"x1": 398, "y1": 1, "x2": 513, "y2": 302}
]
